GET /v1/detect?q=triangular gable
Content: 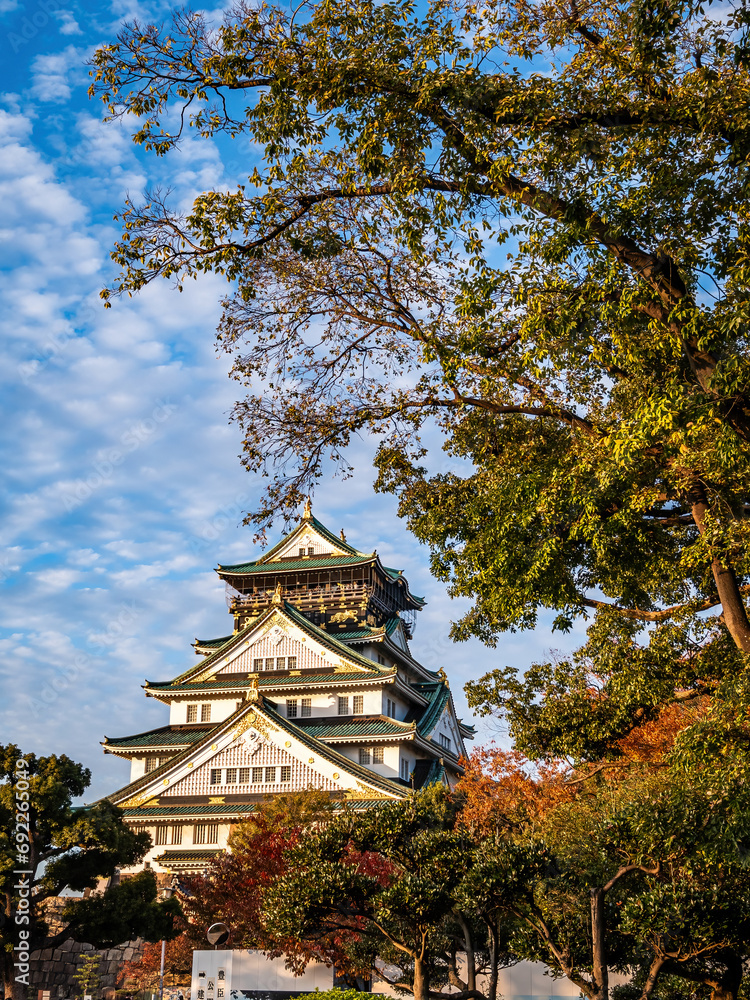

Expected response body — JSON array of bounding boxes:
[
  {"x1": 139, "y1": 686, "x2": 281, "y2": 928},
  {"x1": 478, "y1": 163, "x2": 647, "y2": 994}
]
[
  {"x1": 389, "y1": 621, "x2": 409, "y2": 652},
  {"x1": 262, "y1": 523, "x2": 351, "y2": 562},
  {"x1": 112, "y1": 700, "x2": 404, "y2": 807},
  {"x1": 423, "y1": 697, "x2": 466, "y2": 758},
  {"x1": 193, "y1": 606, "x2": 388, "y2": 683}
]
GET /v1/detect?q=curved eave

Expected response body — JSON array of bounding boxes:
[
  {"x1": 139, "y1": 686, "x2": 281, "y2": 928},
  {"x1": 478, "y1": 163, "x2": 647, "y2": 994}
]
[{"x1": 144, "y1": 668, "x2": 398, "y2": 702}]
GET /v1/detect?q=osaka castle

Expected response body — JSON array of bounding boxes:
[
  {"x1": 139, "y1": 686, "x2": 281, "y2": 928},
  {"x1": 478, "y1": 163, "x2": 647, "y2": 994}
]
[{"x1": 102, "y1": 502, "x2": 475, "y2": 873}]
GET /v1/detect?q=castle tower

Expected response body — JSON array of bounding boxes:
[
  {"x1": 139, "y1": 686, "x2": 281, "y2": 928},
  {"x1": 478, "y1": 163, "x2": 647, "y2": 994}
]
[{"x1": 102, "y1": 506, "x2": 474, "y2": 873}]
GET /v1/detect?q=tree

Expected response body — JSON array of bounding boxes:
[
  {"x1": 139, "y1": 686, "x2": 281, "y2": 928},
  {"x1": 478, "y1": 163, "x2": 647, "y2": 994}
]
[
  {"x1": 456, "y1": 736, "x2": 750, "y2": 1000},
  {"x1": 92, "y1": 0, "x2": 750, "y2": 659},
  {"x1": 182, "y1": 790, "x2": 335, "y2": 957},
  {"x1": 0, "y1": 746, "x2": 179, "y2": 1000},
  {"x1": 262, "y1": 786, "x2": 516, "y2": 1000},
  {"x1": 72, "y1": 954, "x2": 101, "y2": 1000},
  {"x1": 117, "y1": 931, "x2": 195, "y2": 994}
]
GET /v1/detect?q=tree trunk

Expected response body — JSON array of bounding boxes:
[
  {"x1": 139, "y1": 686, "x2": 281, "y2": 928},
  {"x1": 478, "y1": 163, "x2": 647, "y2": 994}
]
[
  {"x1": 710, "y1": 954, "x2": 743, "y2": 1000},
  {"x1": 590, "y1": 889, "x2": 608, "y2": 1000},
  {"x1": 412, "y1": 956, "x2": 429, "y2": 1000},
  {"x1": 487, "y1": 919, "x2": 499, "y2": 1000},
  {"x1": 690, "y1": 489, "x2": 750, "y2": 652}
]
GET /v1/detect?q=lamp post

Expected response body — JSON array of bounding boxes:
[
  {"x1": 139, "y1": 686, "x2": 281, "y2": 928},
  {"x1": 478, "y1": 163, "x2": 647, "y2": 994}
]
[{"x1": 158, "y1": 885, "x2": 176, "y2": 1000}]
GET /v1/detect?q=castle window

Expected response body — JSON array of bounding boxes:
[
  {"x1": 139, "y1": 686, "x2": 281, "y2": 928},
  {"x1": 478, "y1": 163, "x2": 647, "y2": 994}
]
[
  {"x1": 158, "y1": 756, "x2": 170, "y2": 767},
  {"x1": 265, "y1": 657, "x2": 275, "y2": 671},
  {"x1": 281, "y1": 766, "x2": 291, "y2": 782},
  {"x1": 194, "y1": 823, "x2": 207, "y2": 845},
  {"x1": 286, "y1": 699, "x2": 298, "y2": 718},
  {"x1": 288, "y1": 656, "x2": 297, "y2": 670},
  {"x1": 373, "y1": 747, "x2": 384, "y2": 764},
  {"x1": 299, "y1": 548, "x2": 305, "y2": 557},
  {"x1": 187, "y1": 705, "x2": 198, "y2": 723},
  {"x1": 439, "y1": 734, "x2": 450, "y2": 750},
  {"x1": 252, "y1": 767, "x2": 263, "y2": 783},
  {"x1": 308, "y1": 547, "x2": 314, "y2": 556},
  {"x1": 238, "y1": 768, "x2": 250, "y2": 784},
  {"x1": 206, "y1": 824, "x2": 219, "y2": 844},
  {"x1": 276, "y1": 657, "x2": 286, "y2": 669},
  {"x1": 378, "y1": 654, "x2": 386, "y2": 665},
  {"x1": 253, "y1": 658, "x2": 263, "y2": 671},
  {"x1": 201, "y1": 704, "x2": 211, "y2": 722},
  {"x1": 145, "y1": 756, "x2": 158, "y2": 773},
  {"x1": 301, "y1": 698, "x2": 311, "y2": 717},
  {"x1": 359, "y1": 748, "x2": 371, "y2": 765},
  {"x1": 338, "y1": 696, "x2": 349, "y2": 716},
  {"x1": 353, "y1": 695, "x2": 364, "y2": 715},
  {"x1": 226, "y1": 768, "x2": 237, "y2": 784},
  {"x1": 265, "y1": 767, "x2": 276, "y2": 783},
  {"x1": 400, "y1": 759, "x2": 410, "y2": 782},
  {"x1": 156, "y1": 826, "x2": 168, "y2": 846},
  {"x1": 210, "y1": 769, "x2": 221, "y2": 785},
  {"x1": 171, "y1": 826, "x2": 182, "y2": 845}
]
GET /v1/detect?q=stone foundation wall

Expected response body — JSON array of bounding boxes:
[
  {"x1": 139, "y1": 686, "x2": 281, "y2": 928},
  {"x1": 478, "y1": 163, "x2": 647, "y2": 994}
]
[
  {"x1": 27, "y1": 898, "x2": 145, "y2": 999},
  {"x1": 29, "y1": 937, "x2": 144, "y2": 999}
]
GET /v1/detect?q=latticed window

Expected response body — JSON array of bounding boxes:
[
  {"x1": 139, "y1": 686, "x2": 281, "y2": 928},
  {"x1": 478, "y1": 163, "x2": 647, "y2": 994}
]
[
  {"x1": 280, "y1": 766, "x2": 291, "y2": 782},
  {"x1": 373, "y1": 747, "x2": 384, "y2": 764},
  {"x1": 201, "y1": 704, "x2": 211, "y2": 722},
  {"x1": 194, "y1": 823, "x2": 207, "y2": 845},
  {"x1": 156, "y1": 826, "x2": 168, "y2": 846},
  {"x1": 253, "y1": 658, "x2": 263, "y2": 671},
  {"x1": 265, "y1": 657, "x2": 275, "y2": 670},
  {"x1": 440, "y1": 733, "x2": 450, "y2": 749},
  {"x1": 225, "y1": 768, "x2": 237, "y2": 784},
  {"x1": 265, "y1": 767, "x2": 276, "y2": 783},
  {"x1": 301, "y1": 697, "x2": 311, "y2": 717},
  {"x1": 400, "y1": 759, "x2": 410, "y2": 781},
  {"x1": 359, "y1": 748, "x2": 371, "y2": 765},
  {"x1": 210, "y1": 769, "x2": 221, "y2": 785},
  {"x1": 145, "y1": 757, "x2": 158, "y2": 773},
  {"x1": 187, "y1": 705, "x2": 198, "y2": 723},
  {"x1": 238, "y1": 768, "x2": 250, "y2": 784},
  {"x1": 206, "y1": 824, "x2": 219, "y2": 844},
  {"x1": 288, "y1": 656, "x2": 297, "y2": 670},
  {"x1": 353, "y1": 695, "x2": 364, "y2": 715},
  {"x1": 286, "y1": 699, "x2": 298, "y2": 718},
  {"x1": 252, "y1": 767, "x2": 263, "y2": 783},
  {"x1": 171, "y1": 826, "x2": 182, "y2": 845},
  {"x1": 338, "y1": 696, "x2": 349, "y2": 715},
  {"x1": 276, "y1": 657, "x2": 286, "y2": 669}
]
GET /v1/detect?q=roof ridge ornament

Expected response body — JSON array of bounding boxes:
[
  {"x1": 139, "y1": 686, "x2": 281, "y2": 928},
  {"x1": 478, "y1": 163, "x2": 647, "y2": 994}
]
[
  {"x1": 340, "y1": 529, "x2": 347, "y2": 542},
  {"x1": 303, "y1": 497, "x2": 312, "y2": 519},
  {"x1": 272, "y1": 581, "x2": 283, "y2": 605}
]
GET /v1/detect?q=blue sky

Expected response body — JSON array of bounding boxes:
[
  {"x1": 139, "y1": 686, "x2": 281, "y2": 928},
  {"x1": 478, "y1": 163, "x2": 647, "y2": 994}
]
[{"x1": 0, "y1": 0, "x2": 588, "y2": 802}]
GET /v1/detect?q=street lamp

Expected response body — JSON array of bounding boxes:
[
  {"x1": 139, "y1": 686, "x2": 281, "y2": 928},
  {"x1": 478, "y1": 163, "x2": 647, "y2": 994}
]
[{"x1": 158, "y1": 885, "x2": 176, "y2": 1000}]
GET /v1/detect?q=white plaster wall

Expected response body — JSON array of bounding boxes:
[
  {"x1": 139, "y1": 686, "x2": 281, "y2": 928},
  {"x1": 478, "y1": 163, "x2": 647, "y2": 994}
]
[
  {"x1": 190, "y1": 950, "x2": 333, "y2": 1000},
  {"x1": 169, "y1": 698, "x2": 240, "y2": 726}
]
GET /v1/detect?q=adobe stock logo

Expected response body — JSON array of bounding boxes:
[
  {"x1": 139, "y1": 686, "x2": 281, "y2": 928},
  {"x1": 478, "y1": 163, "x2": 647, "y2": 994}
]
[{"x1": 8, "y1": 0, "x2": 65, "y2": 54}]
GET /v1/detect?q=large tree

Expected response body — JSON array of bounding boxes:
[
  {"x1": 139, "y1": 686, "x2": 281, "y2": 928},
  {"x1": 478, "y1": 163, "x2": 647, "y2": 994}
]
[
  {"x1": 92, "y1": 0, "x2": 750, "y2": 662},
  {"x1": 0, "y1": 746, "x2": 179, "y2": 1000}
]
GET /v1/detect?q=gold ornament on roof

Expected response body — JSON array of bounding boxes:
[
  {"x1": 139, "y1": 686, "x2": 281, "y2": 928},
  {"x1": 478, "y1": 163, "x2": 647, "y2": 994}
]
[
  {"x1": 272, "y1": 581, "x2": 283, "y2": 606},
  {"x1": 340, "y1": 529, "x2": 347, "y2": 542},
  {"x1": 303, "y1": 497, "x2": 312, "y2": 519},
  {"x1": 248, "y1": 673, "x2": 260, "y2": 702}
]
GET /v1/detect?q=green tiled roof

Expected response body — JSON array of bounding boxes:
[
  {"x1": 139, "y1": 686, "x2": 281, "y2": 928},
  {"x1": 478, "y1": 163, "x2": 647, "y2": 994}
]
[
  {"x1": 336, "y1": 617, "x2": 403, "y2": 641},
  {"x1": 146, "y1": 668, "x2": 391, "y2": 693},
  {"x1": 218, "y1": 554, "x2": 374, "y2": 574},
  {"x1": 154, "y1": 849, "x2": 222, "y2": 863},
  {"x1": 123, "y1": 803, "x2": 259, "y2": 817},
  {"x1": 416, "y1": 683, "x2": 451, "y2": 738},
  {"x1": 193, "y1": 634, "x2": 235, "y2": 650},
  {"x1": 296, "y1": 719, "x2": 415, "y2": 739},
  {"x1": 104, "y1": 726, "x2": 213, "y2": 749}
]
